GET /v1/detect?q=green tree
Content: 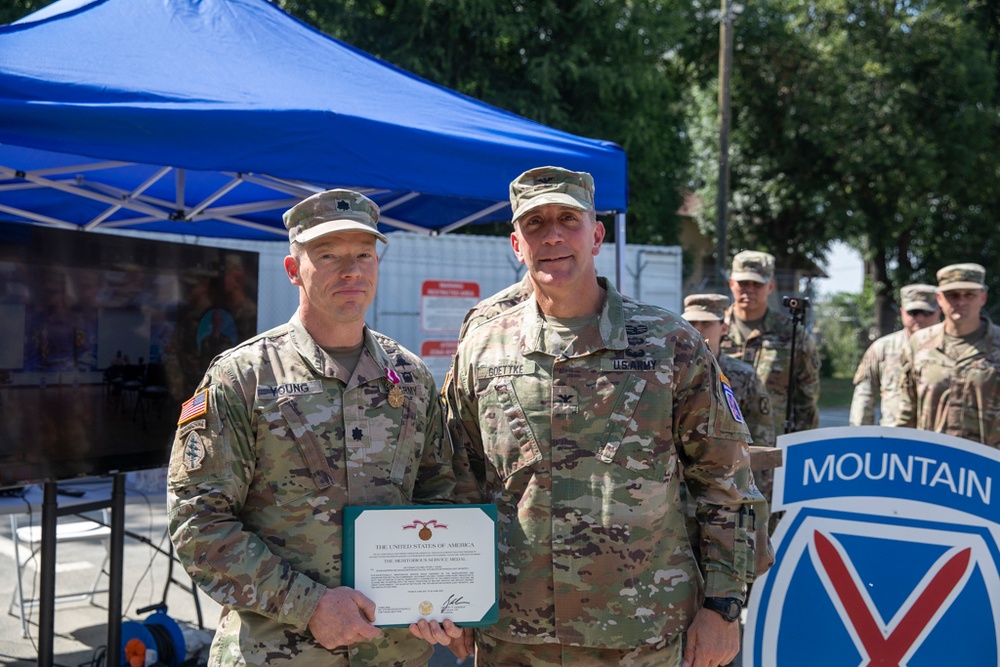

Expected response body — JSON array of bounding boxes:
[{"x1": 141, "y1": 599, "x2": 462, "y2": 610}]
[
  {"x1": 0, "y1": 1, "x2": 55, "y2": 24},
  {"x1": 685, "y1": 0, "x2": 999, "y2": 330},
  {"x1": 274, "y1": 0, "x2": 696, "y2": 244}
]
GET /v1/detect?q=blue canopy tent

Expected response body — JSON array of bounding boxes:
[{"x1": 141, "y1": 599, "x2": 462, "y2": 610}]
[{"x1": 0, "y1": 0, "x2": 628, "y2": 267}]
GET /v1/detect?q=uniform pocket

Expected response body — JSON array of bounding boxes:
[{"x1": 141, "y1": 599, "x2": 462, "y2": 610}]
[
  {"x1": 262, "y1": 398, "x2": 335, "y2": 506},
  {"x1": 388, "y1": 397, "x2": 418, "y2": 486},
  {"x1": 595, "y1": 375, "x2": 669, "y2": 482},
  {"x1": 477, "y1": 377, "x2": 542, "y2": 481}
]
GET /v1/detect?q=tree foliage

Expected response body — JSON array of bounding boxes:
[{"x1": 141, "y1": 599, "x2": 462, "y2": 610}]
[
  {"x1": 274, "y1": 0, "x2": 695, "y2": 244},
  {"x1": 5, "y1": 0, "x2": 998, "y2": 327},
  {"x1": 685, "y1": 0, "x2": 999, "y2": 329},
  {"x1": 0, "y1": 0, "x2": 54, "y2": 24}
]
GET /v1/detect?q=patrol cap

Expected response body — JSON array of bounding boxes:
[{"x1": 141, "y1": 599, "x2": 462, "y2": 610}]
[
  {"x1": 682, "y1": 294, "x2": 729, "y2": 322},
  {"x1": 731, "y1": 250, "x2": 775, "y2": 283},
  {"x1": 283, "y1": 189, "x2": 388, "y2": 245},
  {"x1": 899, "y1": 284, "x2": 938, "y2": 311},
  {"x1": 509, "y1": 166, "x2": 595, "y2": 223},
  {"x1": 936, "y1": 263, "x2": 986, "y2": 292}
]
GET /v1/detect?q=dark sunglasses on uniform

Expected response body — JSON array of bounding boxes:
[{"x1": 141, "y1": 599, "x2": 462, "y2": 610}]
[{"x1": 906, "y1": 309, "x2": 935, "y2": 317}]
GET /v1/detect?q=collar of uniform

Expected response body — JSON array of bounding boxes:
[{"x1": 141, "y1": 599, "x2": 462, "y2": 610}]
[
  {"x1": 287, "y1": 315, "x2": 394, "y2": 384},
  {"x1": 928, "y1": 315, "x2": 998, "y2": 354},
  {"x1": 724, "y1": 304, "x2": 786, "y2": 343},
  {"x1": 518, "y1": 277, "x2": 628, "y2": 356}
]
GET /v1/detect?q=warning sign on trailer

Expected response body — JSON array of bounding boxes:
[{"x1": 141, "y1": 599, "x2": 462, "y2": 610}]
[
  {"x1": 420, "y1": 280, "x2": 480, "y2": 333},
  {"x1": 420, "y1": 340, "x2": 458, "y2": 386}
]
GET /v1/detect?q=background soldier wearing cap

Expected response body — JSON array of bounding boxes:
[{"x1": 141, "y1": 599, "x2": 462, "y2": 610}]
[
  {"x1": 719, "y1": 250, "x2": 821, "y2": 436},
  {"x1": 895, "y1": 263, "x2": 1000, "y2": 447},
  {"x1": 682, "y1": 294, "x2": 775, "y2": 451},
  {"x1": 681, "y1": 294, "x2": 775, "y2": 591},
  {"x1": 445, "y1": 166, "x2": 764, "y2": 667},
  {"x1": 167, "y1": 189, "x2": 468, "y2": 666},
  {"x1": 849, "y1": 284, "x2": 941, "y2": 426}
]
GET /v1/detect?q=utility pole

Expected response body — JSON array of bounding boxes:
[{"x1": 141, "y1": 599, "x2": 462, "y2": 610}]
[{"x1": 715, "y1": 0, "x2": 737, "y2": 280}]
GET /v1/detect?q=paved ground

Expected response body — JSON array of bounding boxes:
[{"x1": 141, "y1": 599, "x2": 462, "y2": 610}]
[{"x1": 1, "y1": 408, "x2": 850, "y2": 666}]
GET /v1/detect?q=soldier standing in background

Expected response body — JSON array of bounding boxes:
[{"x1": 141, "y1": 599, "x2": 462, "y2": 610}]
[
  {"x1": 442, "y1": 166, "x2": 764, "y2": 667},
  {"x1": 167, "y1": 190, "x2": 468, "y2": 666},
  {"x1": 895, "y1": 263, "x2": 1000, "y2": 447},
  {"x1": 720, "y1": 250, "x2": 821, "y2": 436},
  {"x1": 683, "y1": 294, "x2": 774, "y2": 450},
  {"x1": 681, "y1": 293, "x2": 775, "y2": 584},
  {"x1": 849, "y1": 284, "x2": 941, "y2": 426}
]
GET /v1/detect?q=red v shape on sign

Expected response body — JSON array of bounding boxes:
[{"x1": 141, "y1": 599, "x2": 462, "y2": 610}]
[{"x1": 812, "y1": 531, "x2": 972, "y2": 666}]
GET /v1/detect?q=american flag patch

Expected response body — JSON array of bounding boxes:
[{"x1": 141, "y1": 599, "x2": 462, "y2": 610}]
[{"x1": 178, "y1": 389, "x2": 208, "y2": 425}]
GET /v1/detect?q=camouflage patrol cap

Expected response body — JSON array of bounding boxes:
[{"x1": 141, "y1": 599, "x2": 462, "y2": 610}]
[
  {"x1": 509, "y1": 166, "x2": 595, "y2": 223},
  {"x1": 936, "y1": 263, "x2": 986, "y2": 292},
  {"x1": 899, "y1": 284, "x2": 938, "y2": 311},
  {"x1": 731, "y1": 250, "x2": 775, "y2": 283},
  {"x1": 682, "y1": 293, "x2": 730, "y2": 322},
  {"x1": 283, "y1": 189, "x2": 388, "y2": 245}
]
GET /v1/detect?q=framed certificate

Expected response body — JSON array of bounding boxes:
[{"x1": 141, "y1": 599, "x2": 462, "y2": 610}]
[{"x1": 343, "y1": 504, "x2": 498, "y2": 628}]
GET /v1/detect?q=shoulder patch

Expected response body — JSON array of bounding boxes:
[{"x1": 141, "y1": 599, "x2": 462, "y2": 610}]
[
  {"x1": 178, "y1": 389, "x2": 208, "y2": 425},
  {"x1": 181, "y1": 431, "x2": 206, "y2": 471},
  {"x1": 720, "y1": 375, "x2": 745, "y2": 424}
]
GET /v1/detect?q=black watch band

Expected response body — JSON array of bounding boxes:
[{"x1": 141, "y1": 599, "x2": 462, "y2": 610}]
[{"x1": 703, "y1": 596, "x2": 742, "y2": 622}]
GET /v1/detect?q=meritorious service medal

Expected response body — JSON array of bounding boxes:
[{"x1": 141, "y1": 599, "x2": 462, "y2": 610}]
[{"x1": 386, "y1": 367, "x2": 404, "y2": 408}]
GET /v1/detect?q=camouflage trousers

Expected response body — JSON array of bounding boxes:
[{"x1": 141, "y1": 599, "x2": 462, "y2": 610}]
[{"x1": 475, "y1": 633, "x2": 682, "y2": 667}]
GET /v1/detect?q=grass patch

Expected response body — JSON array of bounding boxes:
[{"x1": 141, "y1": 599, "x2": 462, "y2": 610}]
[{"x1": 819, "y1": 376, "x2": 854, "y2": 408}]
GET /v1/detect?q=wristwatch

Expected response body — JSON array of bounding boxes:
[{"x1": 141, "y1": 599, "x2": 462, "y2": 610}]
[{"x1": 703, "y1": 597, "x2": 743, "y2": 622}]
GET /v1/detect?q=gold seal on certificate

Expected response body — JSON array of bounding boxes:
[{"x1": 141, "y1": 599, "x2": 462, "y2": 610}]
[{"x1": 343, "y1": 504, "x2": 498, "y2": 628}]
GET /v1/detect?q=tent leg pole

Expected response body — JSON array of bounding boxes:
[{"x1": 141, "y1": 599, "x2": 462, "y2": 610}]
[{"x1": 614, "y1": 212, "x2": 626, "y2": 294}]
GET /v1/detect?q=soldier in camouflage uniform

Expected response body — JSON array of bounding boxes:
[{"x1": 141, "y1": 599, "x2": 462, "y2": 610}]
[
  {"x1": 849, "y1": 284, "x2": 941, "y2": 426},
  {"x1": 167, "y1": 190, "x2": 468, "y2": 667},
  {"x1": 445, "y1": 167, "x2": 764, "y2": 667},
  {"x1": 681, "y1": 294, "x2": 774, "y2": 586},
  {"x1": 895, "y1": 263, "x2": 1000, "y2": 447},
  {"x1": 683, "y1": 294, "x2": 774, "y2": 449},
  {"x1": 456, "y1": 274, "x2": 532, "y2": 340},
  {"x1": 720, "y1": 250, "x2": 821, "y2": 436}
]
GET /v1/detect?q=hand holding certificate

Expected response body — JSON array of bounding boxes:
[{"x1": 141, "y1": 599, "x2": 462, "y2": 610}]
[{"x1": 344, "y1": 504, "x2": 498, "y2": 628}]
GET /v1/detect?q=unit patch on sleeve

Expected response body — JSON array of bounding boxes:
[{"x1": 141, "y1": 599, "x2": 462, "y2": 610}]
[
  {"x1": 182, "y1": 431, "x2": 206, "y2": 471},
  {"x1": 720, "y1": 373, "x2": 745, "y2": 424}
]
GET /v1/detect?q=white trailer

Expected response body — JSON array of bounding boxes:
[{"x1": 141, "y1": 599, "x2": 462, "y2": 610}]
[{"x1": 132, "y1": 232, "x2": 682, "y2": 386}]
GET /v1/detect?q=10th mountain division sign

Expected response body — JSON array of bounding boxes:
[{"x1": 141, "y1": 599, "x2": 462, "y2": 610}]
[{"x1": 744, "y1": 426, "x2": 1000, "y2": 666}]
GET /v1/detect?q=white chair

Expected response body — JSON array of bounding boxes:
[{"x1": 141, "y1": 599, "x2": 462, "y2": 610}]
[{"x1": 8, "y1": 509, "x2": 112, "y2": 638}]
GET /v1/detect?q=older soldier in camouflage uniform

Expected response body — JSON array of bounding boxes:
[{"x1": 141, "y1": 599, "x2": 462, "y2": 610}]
[
  {"x1": 896, "y1": 263, "x2": 1000, "y2": 447},
  {"x1": 167, "y1": 190, "x2": 466, "y2": 667},
  {"x1": 720, "y1": 251, "x2": 821, "y2": 435},
  {"x1": 849, "y1": 284, "x2": 941, "y2": 426},
  {"x1": 446, "y1": 167, "x2": 764, "y2": 667},
  {"x1": 457, "y1": 274, "x2": 532, "y2": 340}
]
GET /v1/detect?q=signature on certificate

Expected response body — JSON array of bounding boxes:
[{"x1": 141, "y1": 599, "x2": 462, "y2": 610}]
[{"x1": 441, "y1": 594, "x2": 472, "y2": 613}]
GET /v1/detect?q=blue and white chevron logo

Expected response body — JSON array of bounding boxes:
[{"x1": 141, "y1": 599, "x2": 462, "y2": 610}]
[{"x1": 744, "y1": 427, "x2": 1000, "y2": 666}]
